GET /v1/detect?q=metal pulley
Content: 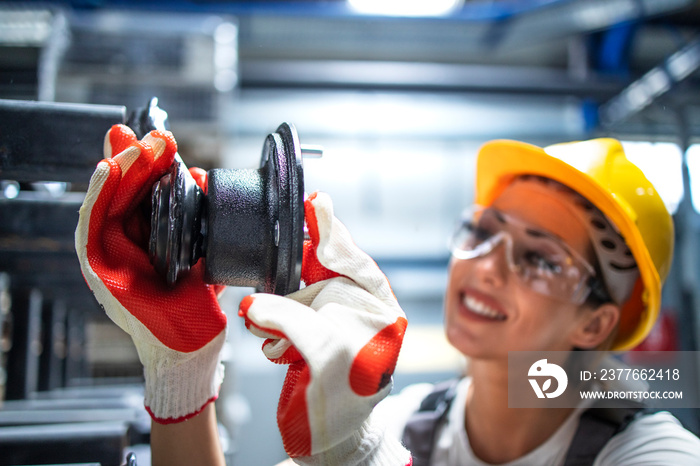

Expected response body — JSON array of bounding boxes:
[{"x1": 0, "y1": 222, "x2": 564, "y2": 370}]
[{"x1": 148, "y1": 122, "x2": 314, "y2": 295}]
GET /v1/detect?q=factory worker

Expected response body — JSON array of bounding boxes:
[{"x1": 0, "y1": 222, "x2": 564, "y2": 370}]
[
  {"x1": 256, "y1": 138, "x2": 700, "y2": 465},
  {"x1": 373, "y1": 139, "x2": 700, "y2": 465},
  {"x1": 76, "y1": 124, "x2": 699, "y2": 466}
]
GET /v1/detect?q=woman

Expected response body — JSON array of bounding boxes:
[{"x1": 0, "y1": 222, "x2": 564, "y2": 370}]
[
  {"x1": 259, "y1": 137, "x2": 699, "y2": 465},
  {"x1": 77, "y1": 128, "x2": 698, "y2": 465},
  {"x1": 373, "y1": 138, "x2": 700, "y2": 465}
]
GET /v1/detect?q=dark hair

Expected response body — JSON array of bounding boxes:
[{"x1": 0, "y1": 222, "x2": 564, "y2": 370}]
[
  {"x1": 585, "y1": 276, "x2": 614, "y2": 308},
  {"x1": 584, "y1": 251, "x2": 614, "y2": 308}
]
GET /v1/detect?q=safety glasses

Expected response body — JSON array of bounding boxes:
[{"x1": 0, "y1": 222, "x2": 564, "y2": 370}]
[{"x1": 449, "y1": 206, "x2": 596, "y2": 304}]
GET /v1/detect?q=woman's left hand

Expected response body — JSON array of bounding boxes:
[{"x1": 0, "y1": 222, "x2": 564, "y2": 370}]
[{"x1": 240, "y1": 192, "x2": 411, "y2": 465}]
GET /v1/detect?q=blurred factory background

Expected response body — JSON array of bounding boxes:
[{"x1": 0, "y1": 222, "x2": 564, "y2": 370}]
[{"x1": 1, "y1": 0, "x2": 700, "y2": 464}]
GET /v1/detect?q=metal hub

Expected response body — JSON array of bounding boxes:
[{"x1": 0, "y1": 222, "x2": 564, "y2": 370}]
[
  {"x1": 148, "y1": 123, "x2": 304, "y2": 295},
  {"x1": 149, "y1": 161, "x2": 206, "y2": 286}
]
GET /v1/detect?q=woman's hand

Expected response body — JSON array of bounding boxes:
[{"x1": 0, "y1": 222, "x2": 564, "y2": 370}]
[
  {"x1": 240, "y1": 192, "x2": 411, "y2": 465},
  {"x1": 75, "y1": 124, "x2": 227, "y2": 424}
]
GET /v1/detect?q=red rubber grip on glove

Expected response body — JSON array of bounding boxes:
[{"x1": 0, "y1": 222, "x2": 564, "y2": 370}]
[
  {"x1": 301, "y1": 192, "x2": 341, "y2": 286},
  {"x1": 85, "y1": 132, "x2": 225, "y2": 353},
  {"x1": 350, "y1": 316, "x2": 407, "y2": 396}
]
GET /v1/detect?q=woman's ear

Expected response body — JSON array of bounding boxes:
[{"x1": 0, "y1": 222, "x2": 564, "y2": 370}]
[{"x1": 571, "y1": 303, "x2": 620, "y2": 350}]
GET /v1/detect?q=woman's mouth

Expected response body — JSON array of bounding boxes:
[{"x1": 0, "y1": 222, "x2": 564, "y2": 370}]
[{"x1": 461, "y1": 292, "x2": 507, "y2": 321}]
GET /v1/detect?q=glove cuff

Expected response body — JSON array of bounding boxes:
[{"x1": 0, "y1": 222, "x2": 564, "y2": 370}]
[
  {"x1": 293, "y1": 416, "x2": 411, "y2": 466},
  {"x1": 139, "y1": 330, "x2": 227, "y2": 423}
]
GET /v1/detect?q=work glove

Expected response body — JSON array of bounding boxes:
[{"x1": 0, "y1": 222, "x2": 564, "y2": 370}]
[
  {"x1": 75, "y1": 124, "x2": 227, "y2": 424},
  {"x1": 239, "y1": 192, "x2": 411, "y2": 465}
]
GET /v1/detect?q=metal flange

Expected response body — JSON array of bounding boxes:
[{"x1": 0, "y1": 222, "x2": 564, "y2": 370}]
[
  {"x1": 148, "y1": 161, "x2": 206, "y2": 286},
  {"x1": 148, "y1": 123, "x2": 305, "y2": 296}
]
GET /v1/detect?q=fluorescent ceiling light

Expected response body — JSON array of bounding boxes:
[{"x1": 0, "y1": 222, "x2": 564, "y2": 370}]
[{"x1": 348, "y1": 0, "x2": 463, "y2": 17}]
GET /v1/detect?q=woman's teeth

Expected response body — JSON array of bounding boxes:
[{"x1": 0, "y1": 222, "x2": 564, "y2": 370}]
[{"x1": 463, "y1": 295, "x2": 506, "y2": 321}]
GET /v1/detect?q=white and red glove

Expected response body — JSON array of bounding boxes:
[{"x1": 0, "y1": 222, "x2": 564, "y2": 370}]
[
  {"x1": 75, "y1": 124, "x2": 227, "y2": 424},
  {"x1": 239, "y1": 192, "x2": 411, "y2": 466}
]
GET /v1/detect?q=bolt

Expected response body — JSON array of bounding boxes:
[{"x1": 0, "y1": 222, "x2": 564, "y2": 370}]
[{"x1": 300, "y1": 144, "x2": 323, "y2": 159}]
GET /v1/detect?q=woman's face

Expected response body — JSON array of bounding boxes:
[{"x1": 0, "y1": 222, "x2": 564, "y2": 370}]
[{"x1": 445, "y1": 182, "x2": 597, "y2": 358}]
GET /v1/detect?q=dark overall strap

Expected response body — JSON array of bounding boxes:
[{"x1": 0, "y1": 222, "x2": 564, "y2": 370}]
[
  {"x1": 562, "y1": 399, "x2": 648, "y2": 466},
  {"x1": 401, "y1": 379, "x2": 460, "y2": 466},
  {"x1": 404, "y1": 380, "x2": 650, "y2": 466}
]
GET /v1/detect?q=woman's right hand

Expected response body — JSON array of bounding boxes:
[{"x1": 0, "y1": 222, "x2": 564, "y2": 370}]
[{"x1": 75, "y1": 124, "x2": 227, "y2": 424}]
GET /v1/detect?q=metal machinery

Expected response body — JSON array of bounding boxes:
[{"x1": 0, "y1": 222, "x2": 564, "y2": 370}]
[
  {"x1": 0, "y1": 95, "x2": 315, "y2": 464},
  {"x1": 149, "y1": 107, "x2": 307, "y2": 295},
  {"x1": 0, "y1": 98, "x2": 149, "y2": 464},
  {"x1": 0, "y1": 7, "x2": 247, "y2": 464}
]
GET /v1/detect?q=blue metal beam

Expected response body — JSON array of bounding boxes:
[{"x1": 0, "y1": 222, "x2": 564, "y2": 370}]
[{"x1": 599, "y1": 37, "x2": 700, "y2": 128}]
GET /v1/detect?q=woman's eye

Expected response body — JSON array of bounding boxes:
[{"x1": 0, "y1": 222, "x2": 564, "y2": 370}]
[{"x1": 523, "y1": 250, "x2": 562, "y2": 274}]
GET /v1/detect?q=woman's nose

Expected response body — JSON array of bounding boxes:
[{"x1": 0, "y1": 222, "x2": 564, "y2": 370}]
[{"x1": 471, "y1": 237, "x2": 511, "y2": 287}]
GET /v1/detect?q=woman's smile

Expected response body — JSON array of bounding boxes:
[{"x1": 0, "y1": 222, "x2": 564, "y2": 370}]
[{"x1": 460, "y1": 289, "x2": 507, "y2": 322}]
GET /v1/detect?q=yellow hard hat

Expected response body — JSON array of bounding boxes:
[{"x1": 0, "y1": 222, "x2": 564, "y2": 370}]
[{"x1": 475, "y1": 138, "x2": 674, "y2": 351}]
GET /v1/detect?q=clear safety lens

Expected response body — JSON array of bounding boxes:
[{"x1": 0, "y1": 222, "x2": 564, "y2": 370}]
[{"x1": 449, "y1": 206, "x2": 595, "y2": 304}]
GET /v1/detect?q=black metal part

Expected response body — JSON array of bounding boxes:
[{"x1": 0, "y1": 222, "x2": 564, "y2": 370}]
[
  {"x1": 138, "y1": 96, "x2": 212, "y2": 286},
  {"x1": 126, "y1": 97, "x2": 170, "y2": 139},
  {"x1": 206, "y1": 122, "x2": 304, "y2": 295},
  {"x1": 64, "y1": 306, "x2": 89, "y2": 385},
  {"x1": 127, "y1": 97, "x2": 192, "y2": 170},
  {"x1": 38, "y1": 299, "x2": 67, "y2": 392},
  {"x1": 0, "y1": 193, "x2": 90, "y2": 292},
  {"x1": 148, "y1": 123, "x2": 305, "y2": 295},
  {"x1": 0, "y1": 99, "x2": 126, "y2": 183},
  {"x1": 17, "y1": 385, "x2": 152, "y2": 446},
  {"x1": 0, "y1": 97, "x2": 188, "y2": 465},
  {"x1": 149, "y1": 162, "x2": 206, "y2": 285},
  {"x1": 0, "y1": 273, "x2": 9, "y2": 403},
  {"x1": 0, "y1": 421, "x2": 130, "y2": 466},
  {"x1": 0, "y1": 408, "x2": 143, "y2": 426},
  {"x1": 4, "y1": 287, "x2": 42, "y2": 401},
  {"x1": 0, "y1": 96, "x2": 170, "y2": 185},
  {"x1": 125, "y1": 452, "x2": 138, "y2": 466},
  {"x1": 275, "y1": 122, "x2": 305, "y2": 294}
]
